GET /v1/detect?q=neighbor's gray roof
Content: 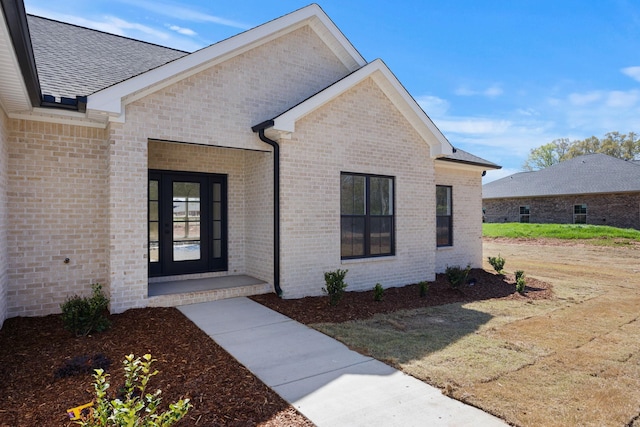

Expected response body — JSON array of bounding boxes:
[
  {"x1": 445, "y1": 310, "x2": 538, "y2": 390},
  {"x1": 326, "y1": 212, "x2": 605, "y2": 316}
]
[
  {"x1": 27, "y1": 15, "x2": 188, "y2": 100},
  {"x1": 437, "y1": 148, "x2": 501, "y2": 169},
  {"x1": 483, "y1": 153, "x2": 640, "y2": 199}
]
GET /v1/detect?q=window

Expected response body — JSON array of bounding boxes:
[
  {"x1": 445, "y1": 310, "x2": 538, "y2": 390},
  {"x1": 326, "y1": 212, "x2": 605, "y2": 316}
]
[
  {"x1": 574, "y1": 204, "x2": 587, "y2": 224},
  {"x1": 519, "y1": 205, "x2": 530, "y2": 223},
  {"x1": 436, "y1": 185, "x2": 452, "y2": 247},
  {"x1": 341, "y1": 173, "x2": 394, "y2": 258}
]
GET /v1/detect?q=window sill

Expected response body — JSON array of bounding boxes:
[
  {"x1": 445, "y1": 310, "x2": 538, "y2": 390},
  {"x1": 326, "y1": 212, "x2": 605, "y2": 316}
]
[
  {"x1": 437, "y1": 245, "x2": 454, "y2": 251},
  {"x1": 341, "y1": 255, "x2": 396, "y2": 265}
]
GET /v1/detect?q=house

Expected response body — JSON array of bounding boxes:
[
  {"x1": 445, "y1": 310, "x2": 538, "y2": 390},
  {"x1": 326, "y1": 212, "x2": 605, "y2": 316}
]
[
  {"x1": 0, "y1": 0, "x2": 500, "y2": 328},
  {"x1": 483, "y1": 153, "x2": 640, "y2": 229}
]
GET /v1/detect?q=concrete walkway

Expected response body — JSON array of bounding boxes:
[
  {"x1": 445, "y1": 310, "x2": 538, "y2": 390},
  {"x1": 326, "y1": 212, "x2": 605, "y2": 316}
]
[{"x1": 179, "y1": 297, "x2": 507, "y2": 427}]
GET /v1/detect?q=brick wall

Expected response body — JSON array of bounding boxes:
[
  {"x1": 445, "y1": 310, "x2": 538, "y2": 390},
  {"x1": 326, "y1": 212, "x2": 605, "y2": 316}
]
[
  {"x1": 106, "y1": 25, "x2": 350, "y2": 309},
  {"x1": 277, "y1": 77, "x2": 437, "y2": 298},
  {"x1": 483, "y1": 193, "x2": 640, "y2": 229},
  {"x1": 0, "y1": 108, "x2": 8, "y2": 327},
  {"x1": 6, "y1": 120, "x2": 109, "y2": 317},
  {"x1": 435, "y1": 165, "x2": 484, "y2": 272}
]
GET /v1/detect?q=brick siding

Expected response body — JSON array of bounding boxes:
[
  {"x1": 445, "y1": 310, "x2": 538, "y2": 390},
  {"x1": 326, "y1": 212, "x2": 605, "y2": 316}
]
[{"x1": 483, "y1": 193, "x2": 640, "y2": 229}]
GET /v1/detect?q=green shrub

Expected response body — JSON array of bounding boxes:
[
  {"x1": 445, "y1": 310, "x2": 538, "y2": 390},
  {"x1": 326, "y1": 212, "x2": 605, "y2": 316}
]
[
  {"x1": 61, "y1": 284, "x2": 110, "y2": 337},
  {"x1": 516, "y1": 276, "x2": 526, "y2": 294},
  {"x1": 488, "y1": 254, "x2": 506, "y2": 274},
  {"x1": 373, "y1": 283, "x2": 384, "y2": 302},
  {"x1": 78, "y1": 353, "x2": 191, "y2": 427},
  {"x1": 323, "y1": 269, "x2": 348, "y2": 306},
  {"x1": 445, "y1": 265, "x2": 471, "y2": 289},
  {"x1": 515, "y1": 270, "x2": 525, "y2": 281},
  {"x1": 418, "y1": 281, "x2": 429, "y2": 298}
]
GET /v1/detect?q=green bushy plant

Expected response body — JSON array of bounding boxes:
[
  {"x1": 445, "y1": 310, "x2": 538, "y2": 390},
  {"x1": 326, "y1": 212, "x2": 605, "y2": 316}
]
[
  {"x1": 373, "y1": 283, "x2": 384, "y2": 302},
  {"x1": 61, "y1": 284, "x2": 110, "y2": 337},
  {"x1": 488, "y1": 254, "x2": 506, "y2": 274},
  {"x1": 323, "y1": 269, "x2": 348, "y2": 306},
  {"x1": 78, "y1": 354, "x2": 191, "y2": 427},
  {"x1": 418, "y1": 281, "x2": 429, "y2": 298},
  {"x1": 445, "y1": 265, "x2": 471, "y2": 289},
  {"x1": 515, "y1": 271, "x2": 526, "y2": 294}
]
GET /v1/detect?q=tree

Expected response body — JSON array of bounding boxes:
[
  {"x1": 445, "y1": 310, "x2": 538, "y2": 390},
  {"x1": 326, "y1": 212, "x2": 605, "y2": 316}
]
[{"x1": 523, "y1": 132, "x2": 640, "y2": 170}]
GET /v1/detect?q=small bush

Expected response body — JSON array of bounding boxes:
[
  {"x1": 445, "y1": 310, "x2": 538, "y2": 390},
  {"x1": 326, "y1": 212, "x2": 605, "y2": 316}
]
[
  {"x1": 488, "y1": 254, "x2": 506, "y2": 274},
  {"x1": 418, "y1": 281, "x2": 429, "y2": 298},
  {"x1": 373, "y1": 283, "x2": 384, "y2": 302},
  {"x1": 515, "y1": 270, "x2": 525, "y2": 281},
  {"x1": 445, "y1": 265, "x2": 471, "y2": 289},
  {"x1": 61, "y1": 284, "x2": 110, "y2": 337},
  {"x1": 515, "y1": 271, "x2": 526, "y2": 294},
  {"x1": 323, "y1": 269, "x2": 348, "y2": 306},
  {"x1": 78, "y1": 353, "x2": 191, "y2": 427}
]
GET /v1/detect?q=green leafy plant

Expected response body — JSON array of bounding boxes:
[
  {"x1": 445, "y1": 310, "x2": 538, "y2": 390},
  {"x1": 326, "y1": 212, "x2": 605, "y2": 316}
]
[
  {"x1": 418, "y1": 281, "x2": 429, "y2": 298},
  {"x1": 78, "y1": 354, "x2": 191, "y2": 427},
  {"x1": 373, "y1": 283, "x2": 384, "y2": 302},
  {"x1": 323, "y1": 269, "x2": 348, "y2": 306},
  {"x1": 488, "y1": 254, "x2": 506, "y2": 274},
  {"x1": 515, "y1": 271, "x2": 526, "y2": 294},
  {"x1": 61, "y1": 284, "x2": 110, "y2": 337},
  {"x1": 445, "y1": 265, "x2": 471, "y2": 289}
]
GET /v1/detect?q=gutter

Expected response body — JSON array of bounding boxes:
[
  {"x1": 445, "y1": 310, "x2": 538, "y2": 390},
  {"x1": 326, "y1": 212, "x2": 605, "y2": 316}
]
[{"x1": 251, "y1": 120, "x2": 283, "y2": 297}]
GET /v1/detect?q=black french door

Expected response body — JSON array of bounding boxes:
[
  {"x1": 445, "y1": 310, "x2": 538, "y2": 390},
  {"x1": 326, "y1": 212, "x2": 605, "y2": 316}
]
[{"x1": 149, "y1": 170, "x2": 227, "y2": 277}]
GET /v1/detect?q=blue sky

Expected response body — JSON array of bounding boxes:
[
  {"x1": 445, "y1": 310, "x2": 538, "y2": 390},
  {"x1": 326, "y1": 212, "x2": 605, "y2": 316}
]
[{"x1": 24, "y1": 0, "x2": 640, "y2": 182}]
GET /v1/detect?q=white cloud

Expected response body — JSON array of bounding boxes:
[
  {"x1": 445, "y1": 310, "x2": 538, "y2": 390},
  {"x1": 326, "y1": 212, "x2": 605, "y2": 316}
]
[
  {"x1": 455, "y1": 84, "x2": 503, "y2": 98},
  {"x1": 436, "y1": 118, "x2": 511, "y2": 135},
  {"x1": 168, "y1": 25, "x2": 197, "y2": 36},
  {"x1": 621, "y1": 66, "x2": 640, "y2": 82},
  {"x1": 568, "y1": 91, "x2": 602, "y2": 106},
  {"x1": 606, "y1": 90, "x2": 639, "y2": 108},
  {"x1": 416, "y1": 95, "x2": 450, "y2": 116}
]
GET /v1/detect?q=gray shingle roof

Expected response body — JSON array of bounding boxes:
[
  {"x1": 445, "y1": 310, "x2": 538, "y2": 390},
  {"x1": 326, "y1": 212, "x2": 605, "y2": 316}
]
[
  {"x1": 437, "y1": 148, "x2": 501, "y2": 169},
  {"x1": 483, "y1": 153, "x2": 640, "y2": 199},
  {"x1": 27, "y1": 15, "x2": 188, "y2": 100}
]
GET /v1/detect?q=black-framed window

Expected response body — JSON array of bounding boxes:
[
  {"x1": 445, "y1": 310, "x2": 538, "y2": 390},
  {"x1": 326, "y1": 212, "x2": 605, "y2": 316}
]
[
  {"x1": 574, "y1": 204, "x2": 587, "y2": 224},
  {"x1": 436, "y1": 185, "x2": 452, "y2": 247},
  {"x1": 341, "y1": 173, "x2": 394, "y2": 259},
  {"x1": 520, "y1": 205, "x2": 530, "y2": 223}
]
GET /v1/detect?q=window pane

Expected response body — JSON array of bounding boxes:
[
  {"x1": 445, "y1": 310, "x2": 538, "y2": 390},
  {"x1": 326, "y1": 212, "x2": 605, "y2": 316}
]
[
  {"x1": 436, "y1": 186, "x2": 451, "y2": 216},
  {"x1": 437, "y1": 216, "x2": 452, "y2": 246},
  {"x1": 574, "y1": 204, "x2": 587, "y2": 214},
  {"x1": 213, "y1": 240, "x2": 222, "y2": 258},
  {"x1": 213, "y1": 202, "x2": 221, "y2": 221},
  {"x1": 213, "y1": 183, "x2": 221, "y2": 202},
  {"x1": 341, "y1": 216, "x2": 365, "y2": 257},
  {"x1": 149, "y1": 201, "x2": 158, "y2": 221},
  {"x1": 370, "y1": 217, "x2": 392, "y2": 255},
  {"x1": 341, "y1": 174, "x2": 365, "y2": 215},
  {"x1": 370, "y1": 177, "x2": 392, "y2": 215},
  {"x1": 520, "y1": 206, "x2": 530, "y2": 215},
  {"x1": 149, "y1": 180, "x2": 158, "y2": 200}
]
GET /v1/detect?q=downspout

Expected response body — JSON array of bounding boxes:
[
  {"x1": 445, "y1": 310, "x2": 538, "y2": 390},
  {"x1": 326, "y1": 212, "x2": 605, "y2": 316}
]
[{"x1": 251, "y1": 120, "x2": 283, "y2": 297}]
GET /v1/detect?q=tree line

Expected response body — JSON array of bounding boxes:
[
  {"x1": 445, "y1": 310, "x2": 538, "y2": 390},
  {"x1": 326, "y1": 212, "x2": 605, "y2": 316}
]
[{"x1": 522, "y1": 131, "x2": 639, "y2": 171}]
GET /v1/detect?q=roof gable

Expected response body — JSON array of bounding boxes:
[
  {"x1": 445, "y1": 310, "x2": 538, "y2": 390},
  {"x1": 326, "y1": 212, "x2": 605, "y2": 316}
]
[
  {"x1": 483, "y1": 153, "x2": 640, "y2": 199},
  {"x1": 86, "y1": 4, "x2": 366, "y2": 123},
  {"x1": 263, "y1": 59, "x2": 453, "y2": 158}
]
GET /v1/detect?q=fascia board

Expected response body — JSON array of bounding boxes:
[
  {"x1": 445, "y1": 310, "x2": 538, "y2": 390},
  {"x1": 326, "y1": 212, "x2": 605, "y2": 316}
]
[
  {"x1": 87, "y1": 4, "x2": 365, "y2": 118},
  {"x1": 273, "y1": 58, "x2": 453, "y2": 158}
]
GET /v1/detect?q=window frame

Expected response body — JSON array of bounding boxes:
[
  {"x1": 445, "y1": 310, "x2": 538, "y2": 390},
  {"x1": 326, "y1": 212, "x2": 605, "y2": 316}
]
[
  {"x1": 436, "y1": 185, "x2": 453, "y2": 247},
  {"x1": 574, "y1": 204, "x2": 587, "y2": 224},
  {"x1": 340, "y1": 172, "x2": 395, "y2": 259},
  {"x1": 519, "y1": 205, "x2": 530, "y2": 223}
]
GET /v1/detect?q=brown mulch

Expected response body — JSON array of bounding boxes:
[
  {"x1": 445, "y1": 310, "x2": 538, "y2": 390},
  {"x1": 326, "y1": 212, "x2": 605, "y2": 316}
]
[
  {"x1": 0, "y1": 269, "x2": 551, "y2": 427},
  {"x1": 251, "y1": 269, "x2": 553, "y2": 324}
]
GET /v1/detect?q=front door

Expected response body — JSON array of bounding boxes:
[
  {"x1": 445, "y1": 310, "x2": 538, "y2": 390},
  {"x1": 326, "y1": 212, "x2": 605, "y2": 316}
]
[{"x1": 149, "y1": 170, "x2": 227, "y2": 277}]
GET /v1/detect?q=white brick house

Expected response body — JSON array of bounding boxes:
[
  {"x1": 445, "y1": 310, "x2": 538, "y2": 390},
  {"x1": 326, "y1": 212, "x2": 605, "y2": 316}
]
[{"x1": 0, "y1": 1, "x2": 499, "y2": 327}]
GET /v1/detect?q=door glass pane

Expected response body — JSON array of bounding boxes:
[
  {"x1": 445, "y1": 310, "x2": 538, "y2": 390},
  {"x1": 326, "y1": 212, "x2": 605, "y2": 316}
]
[
  {"x1": 149, "y1": 179, "x2": 159, "y2": 263},
  {"x1": 213, "y1": 240, "x2": 222, "y2": 258},
  {"x1": 213, "y1": 202, "x2": 221, "y2": 221},
  {"x1": 173, "y1": 182, "x2": 201, "y2": 261}
]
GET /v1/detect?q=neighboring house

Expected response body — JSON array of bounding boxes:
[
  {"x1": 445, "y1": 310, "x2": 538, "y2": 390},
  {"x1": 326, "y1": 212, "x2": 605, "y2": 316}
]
[
  {"x1": 0, "y1": 0, "x2": 500, "y2": 328},
  {"x1": 483, "y1": 153, "x2": 640, "y2": 229}
]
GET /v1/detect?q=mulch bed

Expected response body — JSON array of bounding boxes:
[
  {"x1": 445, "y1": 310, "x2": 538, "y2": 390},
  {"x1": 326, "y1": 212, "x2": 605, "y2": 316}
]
[
  {"x1": 0, "y1": 269, "x2": 551, "y2": 426},
  {"x1": 251, "y1": 269, "x2": 552, "y2": 324}
]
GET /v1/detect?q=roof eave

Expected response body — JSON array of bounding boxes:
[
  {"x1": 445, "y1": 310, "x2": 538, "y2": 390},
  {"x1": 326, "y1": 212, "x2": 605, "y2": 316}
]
[{"x1": 436, "y1": 157, "x2": 502, "y2": 170}]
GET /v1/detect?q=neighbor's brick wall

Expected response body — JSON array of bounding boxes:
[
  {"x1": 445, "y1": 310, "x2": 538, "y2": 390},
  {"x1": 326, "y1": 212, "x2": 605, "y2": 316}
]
[
  {"x1": 435, "y1": 165, "x2": 484, "y2": 272},
  {"x1": 277, "y1": 77, "x2": 437, "y2": 298},
  {"x1": 483, "y1": 193, "x2": 640, "y2": 229},
  {"x1": 6, "y1": 120, "x2": 109, "y2": 318},
  {"x1": 0, "y1": 108, "x2": 9, "y2": 327}
]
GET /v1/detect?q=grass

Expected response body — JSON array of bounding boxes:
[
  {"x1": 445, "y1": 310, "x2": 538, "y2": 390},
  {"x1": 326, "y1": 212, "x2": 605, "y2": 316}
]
[
  {"x1": 313, "y1": 240, "x2": 640, "y2": 426},
  {"x1": 483, "y1": 222, "x2": 640, "y2": 244}
]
